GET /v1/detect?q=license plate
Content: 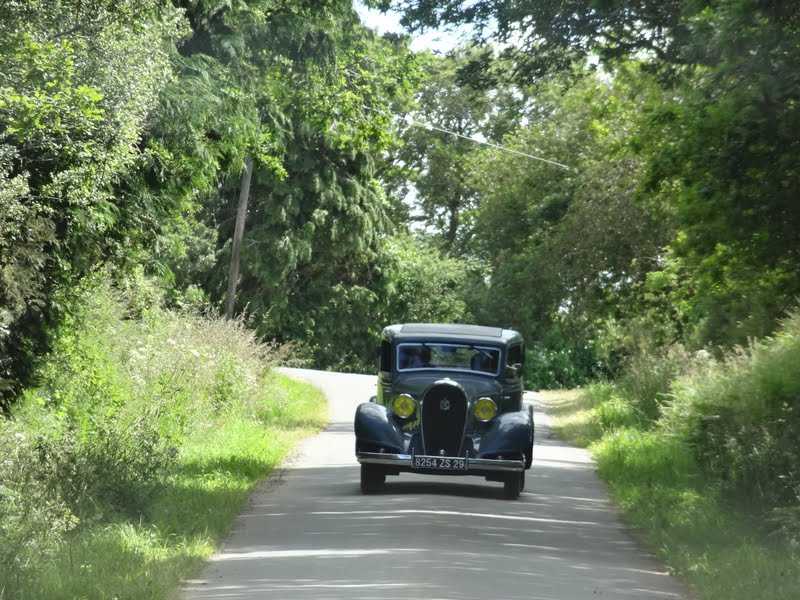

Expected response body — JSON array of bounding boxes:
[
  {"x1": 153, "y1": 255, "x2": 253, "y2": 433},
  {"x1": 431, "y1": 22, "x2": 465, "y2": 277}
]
[{"x1": 412, "y1": 455, "x2": 467, "y2": 471}]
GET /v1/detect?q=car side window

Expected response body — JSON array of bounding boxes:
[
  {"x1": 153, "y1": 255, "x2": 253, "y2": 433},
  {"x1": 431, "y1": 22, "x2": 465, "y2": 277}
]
[
  {"x1": 380, "y1": 340, "x2": 391, "y2": 372},
  {"x1": 507, "y1": 345, "x2": 523, "y2": 366}
]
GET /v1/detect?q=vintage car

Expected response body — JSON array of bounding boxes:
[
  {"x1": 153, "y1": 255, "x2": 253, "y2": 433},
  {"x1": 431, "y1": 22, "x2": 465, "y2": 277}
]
[{"x1": 354, "y1": 323, "x2": 533, "y2": 499}]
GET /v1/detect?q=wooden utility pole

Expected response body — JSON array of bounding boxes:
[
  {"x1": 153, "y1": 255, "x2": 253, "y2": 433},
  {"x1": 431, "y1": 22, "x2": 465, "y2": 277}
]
[{"x1": 225, "y1": 157, "x2": 253, "y2": 319}]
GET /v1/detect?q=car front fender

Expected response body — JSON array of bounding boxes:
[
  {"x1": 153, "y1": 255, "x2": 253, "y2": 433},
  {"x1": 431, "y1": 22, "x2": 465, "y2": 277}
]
[
  {"x1": 354, "y1": 402, "x2": 405, "y2": 453},
  {"x1": 477, "y1": 410, "x2": 533, "y2": 458}
]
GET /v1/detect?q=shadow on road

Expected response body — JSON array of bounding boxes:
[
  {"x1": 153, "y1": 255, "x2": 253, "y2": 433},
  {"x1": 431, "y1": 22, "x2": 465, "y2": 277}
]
[
  {"x1": 181, "y1": 379, "x2": 690, "y2": 600},
  {"x1": 184, "y1": 464, "x2": 685, "y2": 599}
]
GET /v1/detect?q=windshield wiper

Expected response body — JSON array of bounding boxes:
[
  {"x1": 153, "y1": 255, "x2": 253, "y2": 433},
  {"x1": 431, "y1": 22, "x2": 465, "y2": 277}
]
[
  {"x1": 468, "y1": 344, "x2": 495, "y2": 359},
  {"x1": 420, "y1": 342, "x2": 446, "y2": 358}
]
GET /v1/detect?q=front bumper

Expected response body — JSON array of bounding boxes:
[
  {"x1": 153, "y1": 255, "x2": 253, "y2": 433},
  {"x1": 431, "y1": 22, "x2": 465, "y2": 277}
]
[{"x1": 357, "y1": 451, "x2": 524, "y2": 474}]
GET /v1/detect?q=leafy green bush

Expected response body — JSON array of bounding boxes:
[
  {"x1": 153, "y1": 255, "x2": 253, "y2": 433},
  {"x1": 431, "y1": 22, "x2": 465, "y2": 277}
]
[
  {"x1": 663, "y1": 312, "x2": 800, "y2": 512},
  {"x1": 617, "y1": 344, "x2": 697, "y2": 423},
  {"x1": 34, "y1": 418, "x2": 177, "y2": 520},
  {"x1": 576, "y1": 382, "x2": 654, "y2": 434},
  {"x1": 0, "y1": 421, "x2": 78, "y2": 585},
  {"x1": 589, "y1": 314, "x2": 800, "y2": 516},
  {"x1": 578, "y1": 382, "x2": 616, "y2": 407},
  {"x1": 584, "y1": 308, "x2": 800, "y2": 576},
  {"x1": 585, "y1": 316, "x2": 800, "y2": 598},
  {"x1": 0, "y1": 277, "x2": 288, "y2": 592},
  {"x1": 525, "y1": 344, "x2": 602, "y2": 389},
  {"x1": 575, "y1": 345, "x2": 699, "y2": 437},
  {"x1": 592, "y1": 394, "x2": 645, "y2": 431},
  {"x1": 546, "y1": 381, "x2": 800, "y2": 600},
  {"x1": 595, "y1": 426, "x2": 700, "y2": 491}
]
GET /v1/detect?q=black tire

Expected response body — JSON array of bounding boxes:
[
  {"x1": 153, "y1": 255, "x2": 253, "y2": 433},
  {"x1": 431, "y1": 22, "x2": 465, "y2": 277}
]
[
  {"x1": 360, "y1": 465, "x2": 386, "y2": 494},
  {"x1": 503, "y1": 471, "x2": 523, "y2": 500},
  {"x1": 520, "y1": 468, "x2": 526, "y2": 491}
]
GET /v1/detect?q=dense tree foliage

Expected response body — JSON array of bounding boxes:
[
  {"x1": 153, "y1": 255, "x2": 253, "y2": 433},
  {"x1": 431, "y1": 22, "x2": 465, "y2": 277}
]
[
  {"x1": 381, "y1": 46, "x2": 532, "y2": 255},
  {"x1": 0, "y1": 0, "x2": 183, "y2": 405},
  {"x1": 368, "y1": 0, "x2": 800, "y2": 384},
  {"x1": 641, "y1": 2, "x2": 800, "y2": 346},
  {"x1": 2, "y1": 0, "x2": 799, "y2": 396},
  {"x1": 194, "y1": 7, "x2": 426, "y2": 368},
  {"x1": 385, "y1": 49, "x2": 492, "y2": 253},
  {"x1": 0, "y1": 0, "x2": 457, "y2": 403},
  {"x1": 3, "y1": 4, "x2": 799, "y2": 594},
  {"x1": 456, "y1": 67, "x2": 670, "y2": 383}
]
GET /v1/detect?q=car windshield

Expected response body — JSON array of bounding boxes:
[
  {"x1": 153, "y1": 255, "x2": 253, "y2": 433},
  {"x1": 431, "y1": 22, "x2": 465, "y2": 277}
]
[{"x1": 396, "y1": 342, "x2": 501, "y2": 375}]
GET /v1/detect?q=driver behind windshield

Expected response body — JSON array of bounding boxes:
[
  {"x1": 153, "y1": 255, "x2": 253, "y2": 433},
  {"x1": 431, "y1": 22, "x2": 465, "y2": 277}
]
[{"x1": 400, "y1": 345, "x2": 431, "y2": 368}]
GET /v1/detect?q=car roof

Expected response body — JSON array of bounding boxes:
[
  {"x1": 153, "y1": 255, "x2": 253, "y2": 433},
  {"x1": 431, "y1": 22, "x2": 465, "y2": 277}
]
[{"x1": 382, "y1": 323, "x2": 523, "y2": 345}]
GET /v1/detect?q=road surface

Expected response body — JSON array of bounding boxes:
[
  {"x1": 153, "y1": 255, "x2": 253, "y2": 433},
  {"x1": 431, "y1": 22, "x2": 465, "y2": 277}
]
[{"x1": 180, "y1": 369, "x2": 690, "y2": 600}]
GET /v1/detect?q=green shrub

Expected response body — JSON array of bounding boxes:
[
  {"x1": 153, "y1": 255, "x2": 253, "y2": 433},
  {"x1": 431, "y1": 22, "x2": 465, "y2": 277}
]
[
  {"x1": 1, "y1": 276, "x2": 292, "y2": 592},
  {"x1": 579, "y1": 382, "x2": 616, "y2": 407},
  {"x1": 592, "y1": 394, "x2": 645, "y2": 430},
  {"x1": 767, "y1": 504, "x2": 800, "y2": 549},
  {"x1": 663, "y1": 312, "x2": 800, "y2": 511},
  {"x1": 546, "y1": 386, "x2": 800, "y2": 599},
  {"x1": 525, "y1": 344, "x2": 602, "y2": 389},
  {"x1": 617, "y1": 344, "x2": 697, "y2": 423},
  {"x1": 555, "y1": 312, "x2": 800, "y2": 598},
  {"x1": 579, "y1": 383, "x2": 653, "y2": 433},
  {"x1": 595, "y1": 427, "x2": 700, "y2": 494},
  {"x1": 0, "y1": 422, "x2": 78, "y2": 586},
  {"x1": 34, "y1": 417, "x2": 177, "y2": 520}
]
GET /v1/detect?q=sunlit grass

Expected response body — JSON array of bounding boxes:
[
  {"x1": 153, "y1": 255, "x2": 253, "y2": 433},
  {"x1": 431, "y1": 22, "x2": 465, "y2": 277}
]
[
  {"x1": 538, "y1": 388, "x2": 603, "y2": 447},
  {"x1": 1, "y1": 282, "x2": 331, "y2": 598},
  {"x1": 541, "y1": 386, "x2": 800, "y2": 600},
  {"x1": 10, "y1": 373, "x2": 327, "y2": 600},
  {"x1": 594, "y1": 427, "x2": 800, "y2": 599}
]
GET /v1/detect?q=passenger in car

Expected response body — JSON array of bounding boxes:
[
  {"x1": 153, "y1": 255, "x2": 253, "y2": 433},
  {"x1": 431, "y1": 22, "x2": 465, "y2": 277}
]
[
  {"x1": 470, "y1": 352, "x2": 493, "y2": 373},
  {"x1": 411, "y1": 346, "x2": 431, "y2": 368}
]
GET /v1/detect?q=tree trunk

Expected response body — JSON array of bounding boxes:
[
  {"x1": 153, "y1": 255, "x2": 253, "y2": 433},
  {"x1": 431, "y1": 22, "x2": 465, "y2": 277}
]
[{"x1": 225, "y1": 157, "x2": 253, "y2": 319}]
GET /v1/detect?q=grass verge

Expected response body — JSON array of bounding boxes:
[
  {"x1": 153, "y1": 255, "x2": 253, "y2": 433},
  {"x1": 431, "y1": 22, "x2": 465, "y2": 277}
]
[
  {"x1": 7, "y1": 374, "x2": 326, "y2": 600},
  {"x1": 0, "y1": 281, "x2": 327, "y2": 599},
  {"x1": 540, "y1": 389, "x2": 800, "y2": 600},
  {"x1": 537, "y1": 388, "x2": 602, "y2": 447}
]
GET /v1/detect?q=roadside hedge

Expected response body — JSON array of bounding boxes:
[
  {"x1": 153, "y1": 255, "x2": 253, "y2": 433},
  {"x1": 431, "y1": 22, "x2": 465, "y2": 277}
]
[{"x1": 0, "y1": 279, "x2": 326, "y2": 597}]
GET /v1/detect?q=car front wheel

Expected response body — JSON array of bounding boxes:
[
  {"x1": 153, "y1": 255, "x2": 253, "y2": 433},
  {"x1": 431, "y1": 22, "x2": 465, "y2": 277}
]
[
  {"x1": 360, "y1": 465, "x2": 386, "y2": 494},
  {"x1": 503, "y1": 471, "x2": 523, "y2": 500}
]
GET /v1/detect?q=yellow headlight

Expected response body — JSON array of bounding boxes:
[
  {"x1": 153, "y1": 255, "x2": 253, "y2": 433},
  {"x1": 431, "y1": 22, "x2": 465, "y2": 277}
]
[
  {"x1": 392, "y1": 394, "x2": 416, "y2": 418},
  {"x1": 473, "y1": 397, "x2": 497, "y2": 422}
]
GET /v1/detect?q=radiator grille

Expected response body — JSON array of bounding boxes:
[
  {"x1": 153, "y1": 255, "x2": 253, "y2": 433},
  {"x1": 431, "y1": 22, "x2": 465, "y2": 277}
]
[{"x1": 421, "y1": 383, "x2": 467, "y2": 456}]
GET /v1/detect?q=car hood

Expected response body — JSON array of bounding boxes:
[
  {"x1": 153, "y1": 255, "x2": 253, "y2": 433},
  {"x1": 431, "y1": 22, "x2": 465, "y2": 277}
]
[{"x1": 392, "y1": 371, "x2": 503, "y2": 400}]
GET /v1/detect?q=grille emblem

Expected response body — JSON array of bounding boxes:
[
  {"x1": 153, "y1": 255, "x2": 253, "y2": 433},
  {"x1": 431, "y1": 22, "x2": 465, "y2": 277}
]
[{"x1": 439, "y1": 398, "x2": 451, "y2": 411}]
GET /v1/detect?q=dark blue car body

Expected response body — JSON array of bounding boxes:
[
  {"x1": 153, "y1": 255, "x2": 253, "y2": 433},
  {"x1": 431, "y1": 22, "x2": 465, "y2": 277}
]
[{"x1": 355, "y1": 323, "x2": 533, "y2": 499}]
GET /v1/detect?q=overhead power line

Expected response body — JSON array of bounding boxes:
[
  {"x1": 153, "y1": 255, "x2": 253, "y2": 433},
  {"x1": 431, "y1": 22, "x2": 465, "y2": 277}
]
[
  {"x1": 361, "y1": 104, "x2": 571, "y2": 170},
  {"x1": 406, "y1": 115, "x2": 571, "y2": 171}
]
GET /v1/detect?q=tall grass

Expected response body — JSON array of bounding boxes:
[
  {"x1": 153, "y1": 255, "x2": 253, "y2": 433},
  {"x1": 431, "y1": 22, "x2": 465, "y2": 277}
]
[
  {"x1": 543, "y1": 312, "x2": 800, "y2": 599},
  {"x1": 0, "y1": 280, "x2": 327, "y2": 598}
]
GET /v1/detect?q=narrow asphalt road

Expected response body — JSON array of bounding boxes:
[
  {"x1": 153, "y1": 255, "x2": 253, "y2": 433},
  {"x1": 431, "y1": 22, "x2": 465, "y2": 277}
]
[{"x1": 180, "y1": 369, "x2": 690, "y2": 600}]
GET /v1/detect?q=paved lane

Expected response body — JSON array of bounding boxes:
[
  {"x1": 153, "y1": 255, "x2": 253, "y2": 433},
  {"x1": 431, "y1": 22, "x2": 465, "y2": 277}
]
[{"x1": 180, "y1": 369, "x2": 690, "y2": 600}]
